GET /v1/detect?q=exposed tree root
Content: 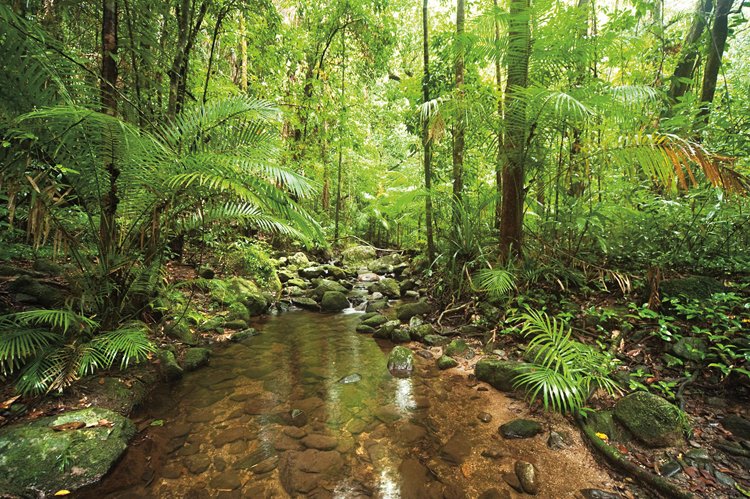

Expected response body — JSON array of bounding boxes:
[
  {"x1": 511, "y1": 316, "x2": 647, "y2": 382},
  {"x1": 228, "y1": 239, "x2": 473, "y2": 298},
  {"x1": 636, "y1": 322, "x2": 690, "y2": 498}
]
[{"x1": 575, "y1": 413, "x2": 695, "y2": 499}]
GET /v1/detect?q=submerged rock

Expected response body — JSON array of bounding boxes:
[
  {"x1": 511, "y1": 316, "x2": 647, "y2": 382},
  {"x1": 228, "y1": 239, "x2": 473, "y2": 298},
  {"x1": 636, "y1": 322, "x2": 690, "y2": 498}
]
[
  {"x1": 182, "y1": 348, "x2": 210, "y2": 371},
  {"x1": 0, "y1": 407, "x2": 136, "y2": 496},
  {"x1": 387, "y1": 346, "x2": 414, "y2": 376},
  {"x1": 514, "y1": 460, "x2": 539, "y2": 495},
  {"x1": 440, "y1": 430, "x2": 473, "y2": 465},
  {"x1": 613, "y1": 391, "x2": 685, "y2": 447},
  {"x1": 499, "y1": 419, "x2": 543, "y2": 439},
  {"x1": 158, "y1": 349, "x2": 184, "y2": 381},
  {"x1": 337, "y1": 373, "x2": 362, "y2": 384}
]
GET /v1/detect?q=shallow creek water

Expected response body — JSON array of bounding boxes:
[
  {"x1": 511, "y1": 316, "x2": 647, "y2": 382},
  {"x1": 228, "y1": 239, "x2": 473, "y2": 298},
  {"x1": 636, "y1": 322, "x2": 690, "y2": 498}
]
[{"x1": 84, "y1": 310, "x2": 616, "y2": 498}]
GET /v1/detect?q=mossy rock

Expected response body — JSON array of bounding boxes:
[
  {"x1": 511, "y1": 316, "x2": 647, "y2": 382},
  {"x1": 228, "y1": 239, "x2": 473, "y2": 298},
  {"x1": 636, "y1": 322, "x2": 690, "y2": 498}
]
[
  {"x1": 409, "y1": 323, "x2": 434, "y2": 341},
  {"x1": 356, "y1": 324, "x2": 376, "y2": 334},
  {"x1": 422, "y1": 334, "x2": 449, "y2": 346},
  {"x1": 32, "y1": 258, "x2": 64, "y2": 276},
  {"x1": 445, "y1": 339, "x2": 469, "y2": 358},
  {"x1": 299, "y1": 266, "x2": 325, "y2": 279},
  {"x1": 287, "y1": 252, "x2": 310, "y2": 267},
  {"x1": 227, "y1": 302, "x2": 250, "y2": 322},
  {"x1": 671, "y1": 337, "x2": 707, "y2": 362},
  {"x1": 361, "y1": 314, "x2": 388, "y2": 328},
  {"x1": 230, "y1": 328, "x2": 259, "y2": 342},
  {"x1": 165, "y1": 321, "x2": 198, "y2": 346},
  {"x1": 396, "y1": 301, "x2": 431, "y2": 322},
  {"x1": 584, "y1": 410, "x2": 631, "y2": 443},
  {"x1": 660, "y1": 276, "x2": 725, "y2": 300},
  {"x1": 359, "y1": 312, "x2": 379, "y2": 322},
  {"x1": 475, "y1": 359, "x2": 526, "y2": 392},
  {"x1": 321, "y1": 291, "x2": 350, "y2": 312},
  {"x1": 341, "y1": 245, "x2": 377, "y2": 265},
  {"x1": 94, "y1": 376, "x2": 152, "y2": 416},
  {"x1": 157, "y1": 349, "x2": 183, "y2": 381},
  {"x1": 198, "y1": 316, "x2": 225, "y2": 334},
  {"x1": 224, "y1": 319, "x2": 248, "y2": 330},
  {"x1": 391, "y1": 328, "x2": 411, "y2": 343},
  {"x1": 371, "y1": 278, "x2": 400, "y2": 298},
  {"x1": 613, "y1": 391, "x2": 686, "y2": 447},
  {"x1": 209, "y1": 278, "x2": 269, "y2": 315},
  {"x1": 286, "y1": 278, "x2": 309, "y2": 289},
  {"x1": 387, "y1": 346, "x2": 414, "y2": 376},
  {"x1": 182, "y1": 348, "x2": 210, "y2": 371},
  {"x1": 310, "y1": 279, "x2": 348, "y2": 301},
  {"x1": 291, "y1": 297, "x2": 320, "y2": 310},
  {"x1": 322, "y1": 264, "x2": 349, "y2": 280},
  {"x1": 366, "y1": 299, "x2": 388, "y2": 313},
  {"x1": 369, "y1": 254, "x2": 403, "y2": 274},
  {"x1": 197, "y1": 266, "x2": 215, "y2": 279},
  {"x1": 0, "y1": 407, "x2": 135, "y2": 496},
  {"x1": 7, "y1": 275, "x2": 65, "y2": 307},
  {"x1": 374, "y1": 321, "x2": 400, "y2": 339},
  {"x1": 437, "y1": 355, "x2": 458, "y2": 370}
]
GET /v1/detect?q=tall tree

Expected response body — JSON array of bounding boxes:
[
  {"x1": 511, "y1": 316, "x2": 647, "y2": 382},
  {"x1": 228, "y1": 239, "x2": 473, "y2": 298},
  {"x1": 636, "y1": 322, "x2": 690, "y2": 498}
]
[
  {"x1": 499, "y1": 0, "x2": 531, "y2": 261},
  {"x1": 451, "y1": 0, "x2": 466, "y2": 226},
  {"x1": 100, "y1": 0, "x2": 119, "y2": 258},
  {"x1": 697, "y1": 0, "x2": 734, "y2": 126},
  {"x1": 494, "y1": 0, "x2": 503, "y2": 233},
  {"x1": 422, "y1": 0, "x2": 436, "y2": 263},
  {"x1": 668, "y1": 0, "x2": 713, "y2": 103}
]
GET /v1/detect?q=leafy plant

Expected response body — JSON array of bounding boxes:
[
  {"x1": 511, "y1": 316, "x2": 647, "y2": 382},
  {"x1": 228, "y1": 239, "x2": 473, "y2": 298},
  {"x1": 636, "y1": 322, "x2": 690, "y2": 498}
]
[{"x1": 513, "y1": 308, "x2": 621, "y2": 413}]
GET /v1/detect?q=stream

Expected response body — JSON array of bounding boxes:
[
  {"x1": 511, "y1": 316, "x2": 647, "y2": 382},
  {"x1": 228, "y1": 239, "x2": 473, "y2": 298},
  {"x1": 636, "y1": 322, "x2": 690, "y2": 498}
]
[{"x1": 82, "y1": 310, "x2": 615, "y2": 498}]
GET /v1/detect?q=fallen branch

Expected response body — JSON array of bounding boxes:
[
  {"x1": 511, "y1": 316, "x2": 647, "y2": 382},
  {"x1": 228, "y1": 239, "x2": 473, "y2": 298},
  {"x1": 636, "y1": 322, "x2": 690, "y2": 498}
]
[
  {"x1": 437, "y1": 301, "x2": 468, "y2": 328},
  {"x1": 575, "y1": 413, "x2": 695, "y2": 499}
]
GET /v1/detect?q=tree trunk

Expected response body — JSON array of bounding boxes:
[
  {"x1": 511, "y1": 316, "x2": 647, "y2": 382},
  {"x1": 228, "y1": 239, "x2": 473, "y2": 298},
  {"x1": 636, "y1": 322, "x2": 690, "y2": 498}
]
[
  {"x1": 239, "y1": 13, "x2": 248, "y2": 92},
  {"x1": 422, "y1": 0, "x2": 436, "y2": 263},
  {"x1": 494, "y1": 0, "x2": 503, "y2": 233},
  {"x1": 100, "y1": 0, "x2": 119, "y2": 255},
  {"x1": 334, "y1": 28, "x2": 346, "y2": 246},
  {"x1": 697, "y1": 0, "x2": 733, "y2": 126},
  {"x1": 668, "y1": 0, "x2": 713, "y2": 103},
  {"x1": 451, "y1": 0, "x2": 466, "y2": 227},
  {"x1": 168, "y1": 0, "x2": 191, "y2": 119},
  {"x1": 499, "y1": 0, "x2": 531, "y2": 261}
]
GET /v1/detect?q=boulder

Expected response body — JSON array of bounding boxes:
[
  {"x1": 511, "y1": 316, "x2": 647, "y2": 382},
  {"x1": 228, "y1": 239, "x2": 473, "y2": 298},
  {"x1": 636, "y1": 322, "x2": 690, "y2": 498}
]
[
  {"x1": 197, "y1": 265, "x2": 215, "y2": 279},
  {"x1": 371, "y1": 278, "x2": 400, "y2": 298},
  {"x1": 182, "y1": 348, "x2": 210, "y2": 371},
  {"x1": 672, "y1": 337, "x2": 707, "y2": 361},
  {"x1": 164, "y1": 320, "x2": 198, "y2": 345},
  {"x1": 366, "y1": 299, "x2": 388, "y2": 313},
  {"x1": 226, "y1": 302, "x2": 250, "y2": 322},
  {"x1": 0, "y1": 408, "x2": 135, "y2": 496},
  {"x1": 209, "y1": 278, "x2": 269, "y2": 315},
  {"x1": 499, "y1": 419, "x2": 543, "y2": 439},
  {"x1": 355, "y1": 324, "x2": 376, "y2": 334},
  {"x1": 475, "y1": 359, "x2": 525, "y2": 392},
  {"x1": 309, "y1": 279, "x2": 348, "y2": 301},
  {"x1": 396, "y1": 301, "x2": 431, "y2": 322},
  {"x1": 321, "y1": 264, "x2": 349, "y2": 280},
  {"x1": 613, "y1": 391, "x2": 686, "y2": 447},
  {"x1": 298, "y1": 267, "x2": 325, "y2": 279},
  {"x1": 445, "y1": 339, "x2": 469, "y2": 358},
  {"x1": 391, "y1": 328, "x2": 411, "y2": 343},
  {"x1": 722, "y1": 415, "x2": 750, "y2": 440},
  {"x1": 291, "y1": 297, "x2": 320, "y2": 311},
  {"x1": 341, "y1": 245, "x2": 377, "y2": 265},
  {"x1": 422, "y1": 334, "x2": 449, "y2": 346},
  {"x1": 387, "y1": 346, "x2": 414, "y2": 376},
  {"x1": 320, "y1": 291, "x2": 349, "y2": 312},
  {"x1": 361, "y1": 314, "x2": 388, "y2": 328},
  {"x1": 32, "y1": 259, "x2": 64, "y2": 276},
  {"x1": 287, "y1": 252, "x2": 310, "y2": 268},
  {"x1": 409, "y1": 323, "x2": 434, "y2": 341},
  {"x1": 7, "y1": 275, "x2": 65, "y2": 307},
  {"x1": 368, "y1": 254, "x2": 403, "y2": 274}
]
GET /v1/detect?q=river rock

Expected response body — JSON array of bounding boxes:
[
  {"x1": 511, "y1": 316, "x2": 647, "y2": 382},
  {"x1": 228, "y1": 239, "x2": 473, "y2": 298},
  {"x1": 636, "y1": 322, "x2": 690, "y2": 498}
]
[
  {"x1": 361, "y1": 314, "x2": 388, "y2": 328},
  {"x1": 301, "y1": 434, "x2": 338, "y2": 451},
  {"x1": 503, "y1": 472, "x2": 523, "y2": 493},
  {"x1": 291, "y1": 297, "x2": 320, "y2": 310},
  {"x1": 547, "y1": 431, "x2": 567, "y2": 450},
  {"x1": 368, "y1": 254, "x2": 402, "y2": 274},
  {"x1": 422, "y1": 334, "x2": 448, "y2": 346},
  {"x1": 321, "y1": 291, "x2": 349, "y2": 312},
  {"x1": 474, "y1": 359, "x2": 525, "y2": 392},
  {"x1": 391, "y1": 328, "x2": 411, "y2": 343},
  {"x1": 158, "y1": 349, "x2": 184, "y2": 381},
  {"x1": 580, "y1": 490, "x2": 622, "y2": 499},
  {"x1": 613, "y1": 391, "x2": 685, "y2": 447},
  {"x1": 366, "y1": 299, "x2": 389, "y2": 313},
  {"x1": 164, "y1": 320, "x2": 198, "y2": 345},
  {"x1": 342, "y1": 245, "x2": 377, "y2": 265},
  {"x1": 440, "y1": 430, "x2": 473, "y2": 465},
  {"x1": 409, "y1": 323, "x2": 434, "y2": 340},
  {"x1": 182, "y1": 348, "x2": 210, "y2": 371},
  {"x1": 299, "y1": 266, "x2": 324, "y2": 279},
  {"x1": 0, "y1": 408, "x2": 135, "y2": 496},
  {"x1": 445, "y1": 339, "x2": 469, "y2": 358},
  {"x1": 478, "y1": 489, "x2": 511, "y2": 499},
  {"x1": 514, "y1": 460, "x2": 539, "y2": 495},
  {"x1": 279, "y1": 449, "x2": 344, "y2": 494},
  {"x1": 437, "y1": 355, "x2": 458, "y2": 370},
  {"x1": 209, "y1": 277, "x2": 269, "y2": 315},
  {"x1": 356, "y1": 324, "x2": 376, "y2": 334},
  {"x1": 387, "y1": 346, "x2": 414, "y2": 376},
  {"x1": 396, "y1": 301, "x2": 431, "y2": 322},
  {"x1": 310, "y1": 279, "x2": 348, "y2": 300},
  {"x1": 499, "y1": 419, "x2": 542, "y2": 439},
  {"x1": 371, "y1": 277, "x2": 400, "y2": 298}
]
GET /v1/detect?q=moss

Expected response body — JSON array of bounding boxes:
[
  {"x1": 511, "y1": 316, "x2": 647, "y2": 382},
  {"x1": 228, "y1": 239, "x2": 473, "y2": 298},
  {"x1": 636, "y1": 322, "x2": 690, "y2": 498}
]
[
  {"x1": 182, "y1": 348, "x2": 210, "y2": 371},
  {"x1": 445, "y1": 339, "x2": 469, "y2": 358},
  {"x1": 209, "y1": 278, "x2": 269, "y2": 315},
  {"x1": 0, "y1": 408, "x2": 135, "y2": 496},
  {"x1": 391, "y1": 328, "x2": 411, "y2": 343},
  {"x1": 437, "y1": 355, "x2": 458, "y2": 370},
  {"x1": 157, "y1": 349, "x2": 183, "y2": 381},
  {"x1": 341, "y1": 245, "x2": 377, "y2": 265},
  {"x1": 309, "y1": 279, "x2": 348, "y2": 301},
  {"x1": 7, "y1": 275, "x2": 64, "y2": 307},
  {"x1": 165, "y1": 320, "x2": 198, "y2": 345},
  {"x1": 227, "y1": 302, "x2": 250, "y2": 322},
  {"x1": 613, "y1": 391, "x2": 686, "y2": 447},
  {"x1": 361, "y1": 314, "x2": 388, "y2": 328},
  {"x1": 475, "y1": 359, "x2": 526, "y2": 392},
  {"x1": 409, "y1": 323, "x2": 434, "y2": 340},
  {"x1": 387, "y1": 346, "x2": 413, "y2": 375},
  {"x1": 320, "y1": 291, "x2": 349, "y2": 312},
  {"x1": 396, "y1": 301, "x2": 431, "y2": 322},
  {"x1": 371, "y1": 278, "x2": 400, "y2": 298},
  {"x1": 584, "y1": 410, "x2": 631, "y2": 443}
]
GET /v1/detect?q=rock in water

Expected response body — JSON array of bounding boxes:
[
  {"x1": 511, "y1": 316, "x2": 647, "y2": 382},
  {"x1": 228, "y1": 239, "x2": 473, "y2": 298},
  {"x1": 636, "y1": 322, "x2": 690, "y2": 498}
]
[
  {"x1": 337, "y1": 373, "x2": 362, "y2": 384},
  {"x1": 0, "y1": 408, "x2": 136, "y2": 496},
  {"x1": 396, "y1": 301, "x2": 431, "y2": 322},
  {"x1": 613, "y1": 391, "x2": 685, "y2": 447},
  {"x1": 320, "y1": 291, "x2": 350, "y2": 312},
  {"x1": 514, "y1": 460, "x2": 539, "y2": 495},
  {"x1": 182, "y1": 347, "x2": 210, "y2": 371},
  {"x1": 387, "y1": 346, "x2": 414, "y2": 377},
  {"x1": 499, "y1": 419, "x2": 543, "y2": 439}
]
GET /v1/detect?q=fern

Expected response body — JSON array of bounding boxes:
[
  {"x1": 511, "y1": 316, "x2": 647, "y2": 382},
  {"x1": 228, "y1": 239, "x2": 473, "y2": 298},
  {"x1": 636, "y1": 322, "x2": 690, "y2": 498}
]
[{"x1": 475, "y1": 268, "x2": 517, "y2": 300}]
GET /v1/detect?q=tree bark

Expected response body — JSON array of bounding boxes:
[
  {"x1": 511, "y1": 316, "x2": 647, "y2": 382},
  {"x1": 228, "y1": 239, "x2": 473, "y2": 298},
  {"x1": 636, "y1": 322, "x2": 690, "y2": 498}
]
[
  {"x1": 499, "y1": 0, "x2": 531, "y2": 261},
  {"x1": 100, "y1": 0, "x2": 119, "y2": 259},
  {"x1": 423, "y1": 0, "x2": 436, "y2": 263},
  {"x1": 494, "y1": 0, "x2": 503, "y2": 233},
  {"x1": 451, "y1": 0, "x2": 466, "y2": 226},
  {"x1": 334, "y1": 28, "x2": 346, "y2": 246},
  {"x1": 697, "y1": 0, "x2": 733, "y2": 126},
  {"x1": 668, "y1": 0, "x2": 713, "y2": 103}
]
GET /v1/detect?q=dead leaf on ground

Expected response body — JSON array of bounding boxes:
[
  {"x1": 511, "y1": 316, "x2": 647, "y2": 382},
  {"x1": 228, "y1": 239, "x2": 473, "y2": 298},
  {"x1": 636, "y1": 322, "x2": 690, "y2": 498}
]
[
  {"x1": 0, "y1": 395, "x2": 21, "y2": 409},
  {"x1": 51, "y1": 421, "x2": 86, "y2": 431}
]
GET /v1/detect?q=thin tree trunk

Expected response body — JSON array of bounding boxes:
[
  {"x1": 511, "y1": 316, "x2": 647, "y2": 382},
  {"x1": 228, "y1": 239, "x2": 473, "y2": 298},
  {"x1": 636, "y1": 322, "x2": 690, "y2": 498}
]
[
  {"x1": 422, "y1": 0, "x2": 436, "y2": 263},
  {"x1": 451, "y1": 0, "x2": 466, "y2": 227},
  {"x1": 668, "y1": 0, "x2": 713, "y2": 103},
  {"x1": 175, "y1": 1, "x2": 208, "y2": 114},
  {"x1": 494, "y1": 0, "x2": 503, "y2": 233},
  {"x1": 168, "y1": 0, "x2": 191, "y2": 119},
  {"x1": 697, "y1": 0, "x2": 733, "y2": 126},
  {"x1": 499, "y1": 0, "x2": 531, "y2": 261},
  {"x1": 239, "y1": 13, "x2": 248, "y2": 92},
  {"x1": 334, "y1": 28, "x2": 346, "y2": 246}
]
